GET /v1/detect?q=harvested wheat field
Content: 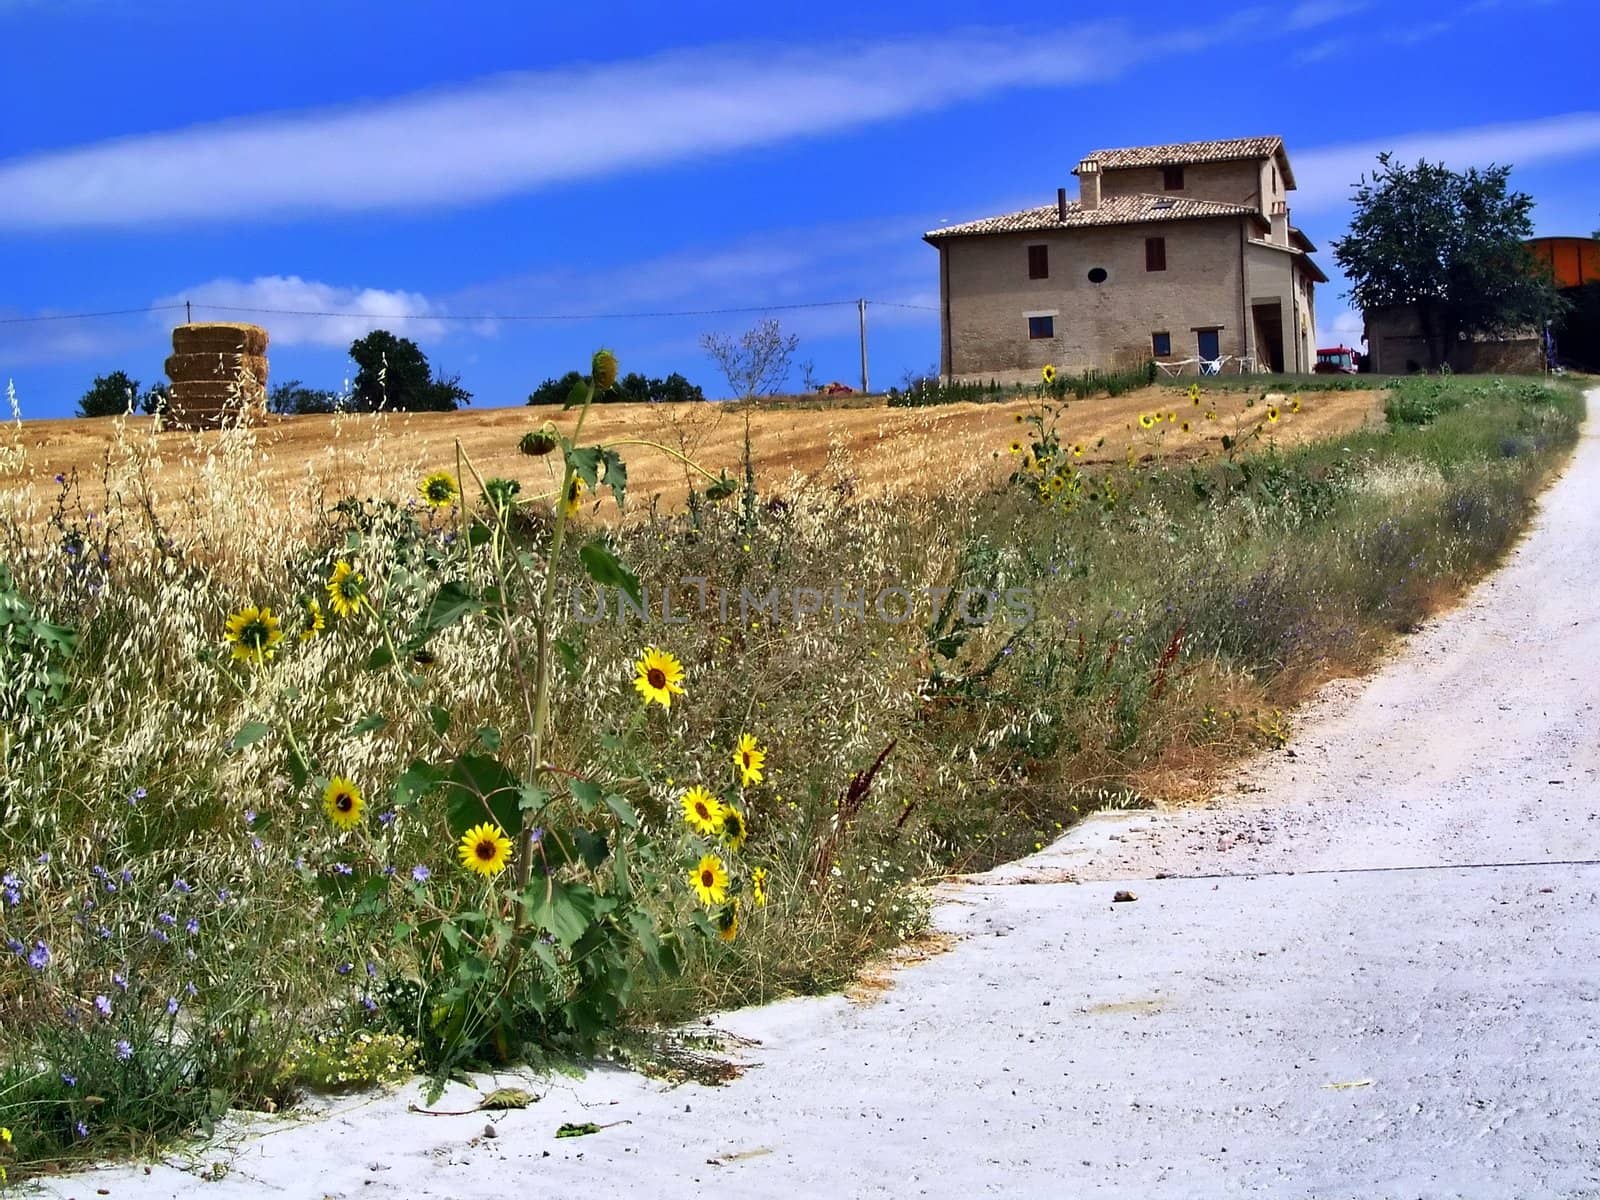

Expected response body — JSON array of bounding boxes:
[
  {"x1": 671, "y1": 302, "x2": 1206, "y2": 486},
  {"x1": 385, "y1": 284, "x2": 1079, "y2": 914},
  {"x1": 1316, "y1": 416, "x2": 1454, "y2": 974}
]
[{"x1": 3, "y1": 385, "x2": 1385, "y2": 522}]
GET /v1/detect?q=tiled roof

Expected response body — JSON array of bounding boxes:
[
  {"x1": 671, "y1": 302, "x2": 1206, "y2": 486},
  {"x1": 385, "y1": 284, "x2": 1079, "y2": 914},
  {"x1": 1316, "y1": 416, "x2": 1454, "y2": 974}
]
[
  {"x1": 924, "y1": 194, "x2": 1263, "y2": 241},
  {"x1": 1079, "y1": 135, "x2": 1286, "y2": 174}
]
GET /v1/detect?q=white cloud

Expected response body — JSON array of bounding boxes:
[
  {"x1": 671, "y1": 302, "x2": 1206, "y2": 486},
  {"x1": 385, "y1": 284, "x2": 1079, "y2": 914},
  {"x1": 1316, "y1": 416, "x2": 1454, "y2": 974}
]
[
  {"x1": 155, "y1": 276, "x2": 452, "y2": 347},
  {"x1": 1293, "y1": 111, "x2": 1600, "y2": 210}
]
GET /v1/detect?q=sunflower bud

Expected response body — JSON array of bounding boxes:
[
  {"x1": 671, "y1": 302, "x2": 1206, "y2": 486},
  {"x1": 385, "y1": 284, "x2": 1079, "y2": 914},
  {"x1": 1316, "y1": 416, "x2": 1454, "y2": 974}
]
[
  {"x1": 591, "y1": 349, "x2": 618, "y2": 391},
  {"x1": 519, "y1": 426, "x2": 559, "y2": 457}
]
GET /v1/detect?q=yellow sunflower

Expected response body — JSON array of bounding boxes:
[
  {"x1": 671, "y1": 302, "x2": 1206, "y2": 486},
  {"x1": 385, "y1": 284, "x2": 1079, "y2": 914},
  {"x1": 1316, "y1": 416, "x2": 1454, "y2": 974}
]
[
  {"x1": 750, "y1": 866, "x2": 769, "y2": 907},
  {"x1": 1167, "y1": 411, "x2": 1177, "y2": 423},
  {"x1": 1012, "y1": 412, "x2": 1024, "y2": 424},
  {"x1": 1138, "y1": 413, "x2": 1155, "y2": 430},
  {"x1": 1266, "y1": 405, "x2": 1280, "y2": 423},
  {"x1": 1071, "y1": 443, "x2": 1085, "y2": 458},
  {"x1": 562, "y1": 475, "x2": 585, "y2": 517},
  {"x1": 1186, "y1": 382, "x2": 1202, "y2": 404},
  {"x1": 298, "y1": 595, "x2": 325, "y2": 642},
  {"x1": 1041, "y1": 364, "x2": 1057, "y2": 385},
  {"x1": 322, "y1": 776, "x2": 364, "y2": 831},
  {"x1": 223, "y1": 606, "x2": 283, "y2": 664},
  {"x1": 633, "y1": 646, "x2": 686, "y2": 709},
  {"x1": 1008, "y1": 439, "x2": 1024, "y2": 456},
  {"x1": 733, "y1": 733, "x2": 766, "y2": 787},
  {"x1": 325, "y1": 561, "x2": 364, "y2": 620},
  {"x1": 419, "y1": 470, "x2": 460, "y2": 509},
  {"x1": 1205, "y1": 409, "x2": 1217, "y2": 420},
  {"x1": 720, "y1": 804, "x2": 748, "y2": 852},
  {"x1": 689, "y1": 853, "x2": 729, "y2": 906},
  {"x1": 681, "y1": 786, "x2": 723, "y2": 835},
  {"x1": 457, "y1": 823, "x2": 512, "y2": 878},
  {"x1": 715, "y1": 900, "x2": 740, "y2": 943},
  {"x1": 1291, "y1": 396, "x2": 1302, "y2": 413},
  {"x1": 1180, "y1": 421, "x2": 1192, "y2": 433}
]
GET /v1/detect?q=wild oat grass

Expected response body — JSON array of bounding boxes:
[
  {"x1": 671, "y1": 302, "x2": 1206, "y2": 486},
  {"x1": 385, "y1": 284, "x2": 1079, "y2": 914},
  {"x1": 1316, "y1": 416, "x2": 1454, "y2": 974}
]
[{"x1": 0, "y1": 368, "x2": 1582, "y2": 1182}]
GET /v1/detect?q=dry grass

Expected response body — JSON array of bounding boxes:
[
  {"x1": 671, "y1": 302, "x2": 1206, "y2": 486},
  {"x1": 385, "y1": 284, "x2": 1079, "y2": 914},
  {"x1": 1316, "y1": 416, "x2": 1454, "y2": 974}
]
[{"x1": 9, "y1": 387, "x2": 1388, "y2": 522}]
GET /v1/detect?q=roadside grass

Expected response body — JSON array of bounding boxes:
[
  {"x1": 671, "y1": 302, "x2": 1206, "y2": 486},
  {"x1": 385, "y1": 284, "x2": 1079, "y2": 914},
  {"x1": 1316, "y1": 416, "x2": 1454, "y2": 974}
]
[{"x1": 0, "y1": 372, "x2": 1581, "y2": 1182}]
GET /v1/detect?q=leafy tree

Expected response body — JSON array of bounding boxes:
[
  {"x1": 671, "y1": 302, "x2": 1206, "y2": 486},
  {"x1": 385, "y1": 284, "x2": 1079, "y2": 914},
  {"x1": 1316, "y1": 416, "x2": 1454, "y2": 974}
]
[
  {"x1": 700, "y1": 318, "x2": 798, "y2": 400},
  {"x1": 140, "y1": 381, "x2": 170, "y2": 416},
  {"x1": 527, "y1": 370, "x2": 587, "y2": 407},
  {"x1": 348, "y1": 330, "x2": 471, "y2": 412},
  {"x1": 527, "y1": 369, "x2": 705, "y2": 406},
  {"x1": 1333, "y1": 154, "x2": 1565, "y2": 370},
  {"x1": 77, "y1": 371, "x2": 141, "y2": 418},
  {"x1": 268, "y1": 379, "x2": 341, "y2": 415}
]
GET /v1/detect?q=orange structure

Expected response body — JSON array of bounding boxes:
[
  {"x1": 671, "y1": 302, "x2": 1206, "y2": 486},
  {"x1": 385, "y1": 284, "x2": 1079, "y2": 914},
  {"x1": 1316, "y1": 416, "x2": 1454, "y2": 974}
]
[{"x1": 1526, "y1": 237, "x2": 1599, "y2": 289}]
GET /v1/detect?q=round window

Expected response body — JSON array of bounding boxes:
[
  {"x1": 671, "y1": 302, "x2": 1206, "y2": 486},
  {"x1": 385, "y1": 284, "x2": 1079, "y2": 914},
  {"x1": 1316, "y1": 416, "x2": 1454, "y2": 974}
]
[{"x1": 1087, "y1": 267, "x2": 1108, "y2": 284}]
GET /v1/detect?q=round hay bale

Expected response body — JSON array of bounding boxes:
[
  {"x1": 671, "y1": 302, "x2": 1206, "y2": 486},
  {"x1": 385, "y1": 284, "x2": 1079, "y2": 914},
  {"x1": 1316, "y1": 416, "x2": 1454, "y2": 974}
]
[
  {"x1": 171, "y1": 322, "x2": 269, "y2": 356},
  {"x1": 164, "y1": 353, "x2": 269, "y2": 385}
]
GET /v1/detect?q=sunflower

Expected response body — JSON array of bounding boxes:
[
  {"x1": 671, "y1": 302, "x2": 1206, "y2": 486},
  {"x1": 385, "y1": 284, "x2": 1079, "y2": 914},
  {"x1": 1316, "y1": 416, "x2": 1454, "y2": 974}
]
[
  {"x1": 1180, "y1": 421, "x2": 1192, "y2": 433},
  {"x1": 731, "y1": 733, "x2": 766, "y2": 786},
  {"x1": 633, "y1": 646, "x2": 686, "y2": 709},
  {"x1": 223, "y1": 606, "x2": 283, "y2": 664},
  {"x1": 1205, "y1": 409, "x2": 1217, "y2": 421},
  {"x1": 1265, "y1": 405, "x2": 1280, "y2": 423},
  {"x1": 1041, "y1": 364, "x2": 1057, "y2": 385},
  {"x1": 1071, "y1": 443, "x2": 1085, "y2": 458},
  {"x1": 1138, "y1": 413, "x2": 1156, "y2": 430},
  {"x1": 1047, "y1": 475, "x2": 1065, "y2": 495},
  {"x1": 681, "y1": 786, "x2": 723, "y2": 835},
  {"x1": 720, "y1": 804, "x2": 748, "y2": 852},
  {"x1": 1186, "y1": 382, "x2": 1202, "y2": 404},
  {"x1": 750, "y1": 866, "x2": 769, "y2": 907},
  {"x1": 419, "y1": 471, "x2": 460, "y2": 509},
  {"x1": 1291, "y1": 396, "x2": 1302, "y2": 413},
  {"x1": 1167, "y1": 411, "x2": 1177, "y2": 423},
  {"x1": 715, "y1": 900, "x2": 740, "y2": 943},
  {"x1": 322, "y1": 776, "x2": 364, "y2": 831},
  {"x1": 561, "y1": 475, "x2": 585, "y2": 517},
  {"x1": 688, "y1": 853, "x2": 729, "y2": 906},
  {"x1": 1008, "y1": 440, "x2": 1024, "y2": 456},
  {"x1": 325, "y1": 561, "x2": 364, "y2": 620},
  {"x1": 457, "y1": 823, "x2": 512, "y2": 878},
  {"x1": 298, "y1": 595, "x2": 325, "y2": 642},
  {"x1": 1012, "y1": 412, "x2": 1024, "y2": 424},
  {"x1": 410, "y1": 648, "x2": 438, "y2": 672}
]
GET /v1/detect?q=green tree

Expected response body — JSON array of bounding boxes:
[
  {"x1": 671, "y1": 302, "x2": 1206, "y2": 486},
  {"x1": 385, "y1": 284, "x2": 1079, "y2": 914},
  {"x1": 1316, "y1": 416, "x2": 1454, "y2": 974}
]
[
  {"x1": 1333, "y1": 154, "x2": 1564, "y2": 370},
  {"x1": 348, "y1": 331, "x2": 471, "y2": 412},
  {"x1": 268, "y1": 379, "x2": 341, "y2": 415},
  {"x1": 140, "y1": 381, "x2": 170, "y2": 416},
  {"x1": 77, "y1": 371, "x2": 141, "y2": 418},
  {"x1": 527, "y1": 370, "x2": 706, "y2": 406}
]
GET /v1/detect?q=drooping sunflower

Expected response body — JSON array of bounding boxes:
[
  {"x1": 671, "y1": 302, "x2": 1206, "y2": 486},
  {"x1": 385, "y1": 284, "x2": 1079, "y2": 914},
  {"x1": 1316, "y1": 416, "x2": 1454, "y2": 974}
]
[
  {"x1": 633, "y1": 646, "x2": 686, "y2": 709},
  {"x1": 561, "y1": 475, "x2": 586, "y2": 518},
  {"x1": 224, "y1": 606, "x2": 283, "y2": 664},
  {"x1": 688, "y1": 853, "x2": 729, "y2": 906},
  {"x1": 325, "y1": 561, "x2": 364, "y2": 620},
  {"x1": 715, "y1": 900, "x2": 740, "y2": 943},
  {"x1": 750, "y1": 866, "x2": 769, "y2": 908},
  {"x1": 1041, "y1": 364, "x2": 1057, "y2": 385},
  {"x1": 681, "y1": 786, "x2": 723, "y2": 835},
  {"x1": 1138, "y1": 413, "x2": 1156, "y2": 430},
  {"x1": 1265, "y1": 405, "x2": 1280, "y2": 423},
  {"x1": 720, "y1": 804, "x2": 748, "y2": 852},
  {"x1": 457, "y1": 823, "x2": 512, "y2": 878},
  {"x1": 322, "y1": 776, "x2": 364, "y2": 831},
  {"x1": 1291, "y1": 396, "x2": 1302, "y2": 414},
  {"x1": 419, "y1": 470, "x2": 460, "y2": 509},
  {"x1": 733, "y1": 733, "x2": 766, "y2": 787},
  {"x1": 298, "y1": 595, "x2": 325, "y2": 642}
]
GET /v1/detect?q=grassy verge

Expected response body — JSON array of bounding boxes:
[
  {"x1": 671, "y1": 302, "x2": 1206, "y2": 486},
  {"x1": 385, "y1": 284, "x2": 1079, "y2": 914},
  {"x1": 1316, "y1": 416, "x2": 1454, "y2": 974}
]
[{"x1": 0, "y1": 372, "x2": 1582, "y2": 1181}]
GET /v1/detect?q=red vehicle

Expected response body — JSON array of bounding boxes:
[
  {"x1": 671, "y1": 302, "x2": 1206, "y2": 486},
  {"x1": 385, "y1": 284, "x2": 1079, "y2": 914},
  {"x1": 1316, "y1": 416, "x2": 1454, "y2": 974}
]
[{"x1": 1314, "y1": 345, "x2": 1361, "y2": 374}]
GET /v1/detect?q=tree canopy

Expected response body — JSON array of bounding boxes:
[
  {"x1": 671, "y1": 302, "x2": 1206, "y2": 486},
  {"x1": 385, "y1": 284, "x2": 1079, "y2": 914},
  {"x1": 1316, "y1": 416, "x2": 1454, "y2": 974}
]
[
  {"x1": 348, "y1": 331, "x2": 471, "y2": 412},
  {"x1": 1332, "y1": 154, "x2": 1564, "y2": 369},
  {"x1": 268, "y1": 379, "x2": 341, "y2": 415},
  {"x1": 526, "y1": 369, "x2": 705, "y2": 406},
  {"x1": 76, "y1": 371, "x2": 141, "y2": 418}
]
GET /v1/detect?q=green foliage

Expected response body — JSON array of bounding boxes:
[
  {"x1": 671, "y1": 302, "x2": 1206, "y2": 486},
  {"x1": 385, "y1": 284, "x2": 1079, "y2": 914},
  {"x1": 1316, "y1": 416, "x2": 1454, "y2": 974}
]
[
  {"x1": 527, "y1": 370, "x2": 705, "y2": 406},
  {"x1": 348, "y1": 330, "x2": 472, "y2": 412},
  {"x1": 269, "y1": 379, "x2": 341, "y2": 415},
  {"x1": 1333, "y1": 154, "x2": 1566, "y2": 369},
  {"x1": 76, "y1": 370, "x2": 141, "y2": 418}
]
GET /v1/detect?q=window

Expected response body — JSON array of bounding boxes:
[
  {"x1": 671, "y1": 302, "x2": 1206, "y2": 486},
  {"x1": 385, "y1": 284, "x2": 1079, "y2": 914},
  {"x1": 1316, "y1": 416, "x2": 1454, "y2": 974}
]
[
  {"x1": 1086, "y1": 267, "x2": 1108, "y2": 284},
  {"x1": 1162, "y1": 165, "x2": 1184, "y2": 191},
  {"x1": 1145, "y1": 237, "x2": 1167, "y2": 272},
  {"x1": 1027, "y1": 244, "x2": 1049, "y2": 279},
  {"x1": 1028, "y1": 315, "x2": 1055, "y2": 340},
  {"x1": 1272, "y1": 164, "x2": 1279, "y2": 193},
  {"x1": 1152, "y1": 331, "x2": 1172, "y2": 357}
]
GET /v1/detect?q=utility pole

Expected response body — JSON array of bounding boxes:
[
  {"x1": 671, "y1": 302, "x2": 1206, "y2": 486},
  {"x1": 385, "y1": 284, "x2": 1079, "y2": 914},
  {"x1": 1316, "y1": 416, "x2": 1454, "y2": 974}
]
[
  {"x1": 185, "y1": 300, "x2": 192, "y2": 325},
  {"x1": 858, "y1": 298, "x2": 869, "y2": 395}
]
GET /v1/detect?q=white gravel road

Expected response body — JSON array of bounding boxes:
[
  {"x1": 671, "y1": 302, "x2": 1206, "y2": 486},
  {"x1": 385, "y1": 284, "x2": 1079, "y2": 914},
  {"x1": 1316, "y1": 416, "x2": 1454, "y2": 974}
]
[{"x1": 42, "y1": 396, "x2": 1600, "y2": 1200}]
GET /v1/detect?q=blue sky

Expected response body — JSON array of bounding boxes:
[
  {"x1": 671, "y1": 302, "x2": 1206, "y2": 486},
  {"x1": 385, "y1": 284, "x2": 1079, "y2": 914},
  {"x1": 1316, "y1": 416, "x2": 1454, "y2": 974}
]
[{"x1": 1, "y1": 0, "x2": 1595, "y2": 418}]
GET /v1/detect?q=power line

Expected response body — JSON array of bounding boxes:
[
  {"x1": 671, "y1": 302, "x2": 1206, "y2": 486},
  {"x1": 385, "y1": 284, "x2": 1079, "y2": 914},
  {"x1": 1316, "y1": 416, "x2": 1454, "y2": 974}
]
[{"x1": 0, "y1": 303, "x2": 187, "y2": 325}]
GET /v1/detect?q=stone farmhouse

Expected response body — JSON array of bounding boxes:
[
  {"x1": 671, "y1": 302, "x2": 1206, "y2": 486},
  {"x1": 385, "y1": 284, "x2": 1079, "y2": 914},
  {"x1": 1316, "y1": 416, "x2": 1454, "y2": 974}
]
[{"x1": 925, "y1": 136, "x2": 1327, "y2": 382}]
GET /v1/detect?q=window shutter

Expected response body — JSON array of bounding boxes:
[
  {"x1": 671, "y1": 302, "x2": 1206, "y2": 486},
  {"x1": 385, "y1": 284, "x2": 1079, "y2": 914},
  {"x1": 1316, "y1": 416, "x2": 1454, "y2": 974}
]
[{"x1": 1145, "y1": 237, "x2": 1167, "y2": 272}]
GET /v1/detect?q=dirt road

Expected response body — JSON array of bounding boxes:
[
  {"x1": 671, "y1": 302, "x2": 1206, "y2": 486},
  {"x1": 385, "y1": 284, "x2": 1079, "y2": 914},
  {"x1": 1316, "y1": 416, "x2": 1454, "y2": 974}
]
[{"x1": 38, "y1": 391, "x2": 1596, "y2": 1200}]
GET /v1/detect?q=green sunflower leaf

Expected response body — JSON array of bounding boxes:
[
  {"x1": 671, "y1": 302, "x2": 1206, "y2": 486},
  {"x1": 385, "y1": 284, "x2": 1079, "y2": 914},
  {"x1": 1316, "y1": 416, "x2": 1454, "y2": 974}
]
[
  {"x1": 441, "y1": 754, "x2": 523, "y2": 838},
  {"x1": 598, "y1": 448, "x2": 627, "y2": 511},
  {"x1": 231, "y1": 721, "x2": 269, "y2": 749},
  {"x1": 569, "y1": 779, "x2": 602, "y2": 813},
  {"x1": 602, "y1": 793, "x2": 638, "y2": 829},
  {"x1": 578, "y1": 540, "x2": 641, "y2": 607},
  {"x1": 563, "y1": 379, "x2": 591, "y2": 410},
  {"x1": 429, "y1": 704, "x2": 452, "y2": 737},
  {"x1": 394, "y1": 759, "x2": 443, "y2": 807},
  {"x1": 565, "y1": 445, "x2": 602, "y2": 489},
  {"x1": 348, "y1": 712, "x2": 389, "y2": 736},
  {"x1": 418, "y1": 580, "x2": 481, "y2": 639}
]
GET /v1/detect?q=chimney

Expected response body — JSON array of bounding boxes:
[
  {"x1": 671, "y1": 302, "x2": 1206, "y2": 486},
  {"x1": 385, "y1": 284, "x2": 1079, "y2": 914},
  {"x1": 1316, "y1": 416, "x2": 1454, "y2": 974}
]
[
  {"x1": 1076, "y1": 159, "x2": 1101, "y2": 211},
  {"x1": 1270, "y1": 200, "x2": 1289, "y2": 245},
  {"x1": 1057, "y1": 187, "x2": 1068, "y2": 222}
]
